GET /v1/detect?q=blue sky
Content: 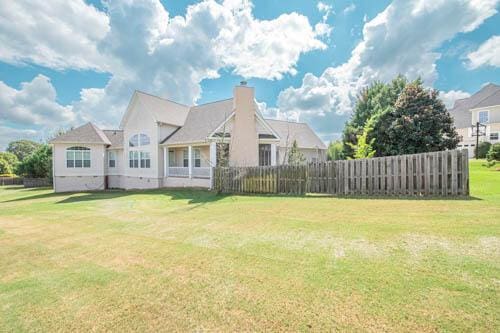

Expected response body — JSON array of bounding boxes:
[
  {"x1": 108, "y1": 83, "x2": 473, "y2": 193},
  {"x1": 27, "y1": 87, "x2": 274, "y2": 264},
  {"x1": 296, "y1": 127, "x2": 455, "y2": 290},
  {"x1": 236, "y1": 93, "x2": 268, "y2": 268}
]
[{"x1": 0, "y1": 0, "x2": 499, "y2": 148}]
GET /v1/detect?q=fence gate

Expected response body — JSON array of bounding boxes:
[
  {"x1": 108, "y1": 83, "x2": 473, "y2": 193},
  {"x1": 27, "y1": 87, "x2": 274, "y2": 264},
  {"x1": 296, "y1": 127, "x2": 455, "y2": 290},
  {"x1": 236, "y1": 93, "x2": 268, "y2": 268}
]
[{"x1": 214, "y1": 149, "x2": 469, "y2": 197}]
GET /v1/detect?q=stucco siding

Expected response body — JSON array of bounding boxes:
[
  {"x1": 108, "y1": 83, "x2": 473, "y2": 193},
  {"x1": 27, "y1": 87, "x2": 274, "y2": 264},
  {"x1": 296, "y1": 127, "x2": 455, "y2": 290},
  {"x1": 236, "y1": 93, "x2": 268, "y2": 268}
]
[
  {"x1": 163, "y1": 177, "x2": 210, "y2": 188},
  {"x1": 54, "y1": 176, "x2": 105, "y2": 193},
  {"x1": 107, "y1": 175, "x2": 122, "y2": 189},
  {"x1": 121, "y1": 176, "x2": 161, "y2": 190}
]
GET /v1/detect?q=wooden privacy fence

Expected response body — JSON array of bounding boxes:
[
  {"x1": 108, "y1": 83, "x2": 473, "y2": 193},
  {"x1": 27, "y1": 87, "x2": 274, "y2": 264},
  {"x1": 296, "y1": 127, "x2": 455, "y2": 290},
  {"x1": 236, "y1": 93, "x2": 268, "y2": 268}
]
[{"x1": 214, "y1": 149, "x2": 469, "y2": 197}]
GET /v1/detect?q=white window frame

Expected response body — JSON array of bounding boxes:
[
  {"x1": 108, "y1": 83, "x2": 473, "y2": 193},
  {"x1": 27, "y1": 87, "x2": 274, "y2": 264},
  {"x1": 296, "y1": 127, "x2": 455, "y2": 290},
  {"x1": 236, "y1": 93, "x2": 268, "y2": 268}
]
[
  {"x1": 183, "y1": 149, "x2": 188, "y2": 167},
  {"x1": 478, "y1": 110, "x2": 489, "y2": 124},
  {"x1": 108, "y1": 151, "x2": 116, "y2": 168},
  {"x1": 193, "y1": 148, "x2": 201, "y2": 168},
  {"x1": 168, "y1": 150, "x2": 175, "y2": 167},
  {"x1": 490, "y1": 132, "x2": 499, "y2": 141},
  {"x1": 66, "y1": 146, "x2": 90, "y2": 168},
  {"x1": 129, "y1": 133, "x2": 151, "y2": 147}
]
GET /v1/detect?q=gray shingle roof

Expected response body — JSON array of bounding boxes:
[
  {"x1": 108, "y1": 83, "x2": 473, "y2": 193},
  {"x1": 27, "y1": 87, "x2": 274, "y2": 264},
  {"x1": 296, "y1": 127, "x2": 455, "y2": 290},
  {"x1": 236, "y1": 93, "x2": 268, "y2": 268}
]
[
  {"x1": 103, "y1": 130, "x2": 123, "y2": 149},
  {"x1": 449, "y1": 83, "x2": 500, "y2": 128},
  {"x1": 163, "y1": 99, "x2": 234, "y2": 144},
  {"x1": 50, "y1": 122, "x2": 111, "y2": 145},
  {"x1": 266, "y1": 119, "x2": 327, "y2": 149},
  {"x1": 472, "y1": 89, "x2": 500, "y2": 109}
]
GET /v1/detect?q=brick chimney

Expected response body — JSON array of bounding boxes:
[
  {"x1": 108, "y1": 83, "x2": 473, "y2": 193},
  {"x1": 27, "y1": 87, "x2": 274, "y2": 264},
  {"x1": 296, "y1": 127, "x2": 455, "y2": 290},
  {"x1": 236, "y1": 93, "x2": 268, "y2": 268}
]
[{"x1": 229, "y1": 82, "x2": 258, "y2": 166}]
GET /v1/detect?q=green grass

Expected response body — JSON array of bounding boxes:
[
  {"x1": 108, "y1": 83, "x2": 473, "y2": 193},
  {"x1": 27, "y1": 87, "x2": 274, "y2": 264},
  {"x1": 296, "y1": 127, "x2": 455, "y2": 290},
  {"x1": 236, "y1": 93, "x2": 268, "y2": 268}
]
[{"x1": 0, "y1": 160, "x2": 499, "y2": 332}]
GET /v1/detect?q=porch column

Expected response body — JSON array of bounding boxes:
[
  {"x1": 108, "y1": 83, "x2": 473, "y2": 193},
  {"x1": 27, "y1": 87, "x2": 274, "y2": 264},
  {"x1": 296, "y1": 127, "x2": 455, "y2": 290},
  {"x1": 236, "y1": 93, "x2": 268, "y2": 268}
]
[
  {"x1": 163, "y1": 146, "x2": 168, "y2": 177},
  {"x1": 188, "y1": 145, "x2": 192, "y2": 179},
  {"x1": 271, "y1": 144, "x2": 277, "y2": 166},
  {"x1": 209, "y1": 141, "x2": 217, "y2": 189}
]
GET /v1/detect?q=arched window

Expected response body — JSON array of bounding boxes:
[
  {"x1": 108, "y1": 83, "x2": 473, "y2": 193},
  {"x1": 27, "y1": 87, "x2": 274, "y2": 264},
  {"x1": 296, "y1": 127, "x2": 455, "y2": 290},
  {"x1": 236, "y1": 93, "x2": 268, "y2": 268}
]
[
  {"x1": 129, "y1": 133, "x2": 150, "y2": 147},
  {"x1": 66, "y1": 146, "x2": 90, "y2": 168}
]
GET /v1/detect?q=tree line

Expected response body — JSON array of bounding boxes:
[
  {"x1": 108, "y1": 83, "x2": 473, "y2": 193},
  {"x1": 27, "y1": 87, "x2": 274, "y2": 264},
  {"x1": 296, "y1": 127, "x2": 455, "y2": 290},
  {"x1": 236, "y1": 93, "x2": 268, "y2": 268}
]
[{"x1": 0, "y1": 140, "x2": 52, "y2": 178}]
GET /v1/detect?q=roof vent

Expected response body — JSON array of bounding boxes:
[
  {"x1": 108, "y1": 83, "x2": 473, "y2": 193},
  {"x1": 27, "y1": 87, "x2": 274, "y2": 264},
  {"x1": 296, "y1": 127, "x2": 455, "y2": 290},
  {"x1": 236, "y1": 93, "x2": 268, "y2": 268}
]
[{"x1": 240, "y1": 80, "x2": 247, "y2": 86}]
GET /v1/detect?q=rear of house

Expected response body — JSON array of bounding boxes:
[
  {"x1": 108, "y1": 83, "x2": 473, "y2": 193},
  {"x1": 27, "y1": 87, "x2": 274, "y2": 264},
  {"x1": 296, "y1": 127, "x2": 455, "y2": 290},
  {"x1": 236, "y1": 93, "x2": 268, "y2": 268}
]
[
  {"x1": 50, "y1": 83, "x2": 326, "y2": 192},
  {"x1": 449, "y1": 83, "x2": 500, "y2": 157}
]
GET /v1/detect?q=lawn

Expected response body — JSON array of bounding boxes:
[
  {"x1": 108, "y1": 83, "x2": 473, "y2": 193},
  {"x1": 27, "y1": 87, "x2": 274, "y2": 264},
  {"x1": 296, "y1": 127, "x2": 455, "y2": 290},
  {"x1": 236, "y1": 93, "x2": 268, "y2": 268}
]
[{"x1": 0, "y1": 160, "x2": 499, "y2": 332}]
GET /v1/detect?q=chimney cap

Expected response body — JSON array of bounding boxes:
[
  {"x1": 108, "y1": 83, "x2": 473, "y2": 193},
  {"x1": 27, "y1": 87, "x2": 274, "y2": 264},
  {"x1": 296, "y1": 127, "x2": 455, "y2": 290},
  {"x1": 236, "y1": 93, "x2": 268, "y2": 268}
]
[{"x1": 240, "y1": 80, "x2": 247, "y2": 86}]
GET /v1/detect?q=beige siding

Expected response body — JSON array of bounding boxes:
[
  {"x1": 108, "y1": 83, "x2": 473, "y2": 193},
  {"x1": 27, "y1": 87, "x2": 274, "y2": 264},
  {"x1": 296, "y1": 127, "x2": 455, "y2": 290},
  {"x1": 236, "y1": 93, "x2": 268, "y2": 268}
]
[
  {"x1": 53, "y1": 143, "x2": 106, "y2": 177},
  {"x1": 122, "y1": 97, "x2": 159, "y2": 179}
]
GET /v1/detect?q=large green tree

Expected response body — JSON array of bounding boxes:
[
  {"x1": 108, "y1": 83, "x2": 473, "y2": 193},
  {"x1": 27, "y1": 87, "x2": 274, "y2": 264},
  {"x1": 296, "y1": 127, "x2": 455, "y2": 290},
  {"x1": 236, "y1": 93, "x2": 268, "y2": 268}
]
[
  {"x1": 378, "y1": 82, "x2": 459, "y2": 155},
  {"x1": 17, "y1": 145, "x2": 52, "y2": 178},
  {"x1": 342, "y1": 76, "x2": 407, "y2": 158},
  {"x1": 343, "y1": 76, "x2": 458, "y2": 157},
  {"x1": 6, "y1": 140, "x2": 41, "y2": 161}
]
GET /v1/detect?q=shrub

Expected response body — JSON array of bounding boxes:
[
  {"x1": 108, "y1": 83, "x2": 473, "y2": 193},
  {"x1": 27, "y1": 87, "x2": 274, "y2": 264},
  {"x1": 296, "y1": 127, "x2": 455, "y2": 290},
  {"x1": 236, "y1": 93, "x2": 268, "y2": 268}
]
[
  {"x1": 476, "y1": 141, "x2": 491, "y2": 159},
  {"x1": 486, "y1": 143, "x2": 500, "y2": 162}
]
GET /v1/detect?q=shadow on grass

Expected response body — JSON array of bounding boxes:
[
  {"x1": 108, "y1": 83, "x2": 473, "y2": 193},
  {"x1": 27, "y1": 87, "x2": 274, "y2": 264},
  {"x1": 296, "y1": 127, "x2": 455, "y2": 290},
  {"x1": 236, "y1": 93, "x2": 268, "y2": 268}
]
[
  {"x1": 3, "y1": 187, "x2": 229, "y2": 205},
  {"x1": 2, "y1": 187, "x2": 480, "y2": 205}
]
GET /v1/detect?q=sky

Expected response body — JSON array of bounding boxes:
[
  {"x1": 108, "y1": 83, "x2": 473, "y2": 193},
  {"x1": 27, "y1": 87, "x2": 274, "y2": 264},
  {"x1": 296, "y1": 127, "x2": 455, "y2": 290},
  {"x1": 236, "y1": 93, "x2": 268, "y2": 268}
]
[{"x1": 0, "y1": 0, "x2": 499, "y2": 149}]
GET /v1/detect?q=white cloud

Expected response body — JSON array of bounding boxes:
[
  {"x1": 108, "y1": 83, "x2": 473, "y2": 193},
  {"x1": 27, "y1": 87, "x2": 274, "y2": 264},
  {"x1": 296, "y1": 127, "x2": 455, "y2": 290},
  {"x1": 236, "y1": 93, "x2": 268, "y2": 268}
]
[
  {"x1": 0, "y1": 126, "x2": 39, "y2": 151},
  {"x1": 0, "y1": 0, "x2": 329, "y2": 143},
  {"x1": 275, "y1": 0, "x2": 499, "y2": 135},
  {"x1": 0, "y1": 75, "x2": 75, "y2": 126},
  {"x1": 439, "y1": 90, "x2": 470, "y2": 109},
  {"x1": 0, "y1": 0, "x2": 109, "y2": 71},
  {"x1": 440, "y1": 90, "x2": 471, "y2": 109},
  {"x1": 315, "y1": 1, "x2": 333, "y2": 39},
  {"x1": 343, "y1": 4, "x2": 356, "y2": 15},
  {"x1": 466, "y1": 35, "x2": 500, "y2": 69}
]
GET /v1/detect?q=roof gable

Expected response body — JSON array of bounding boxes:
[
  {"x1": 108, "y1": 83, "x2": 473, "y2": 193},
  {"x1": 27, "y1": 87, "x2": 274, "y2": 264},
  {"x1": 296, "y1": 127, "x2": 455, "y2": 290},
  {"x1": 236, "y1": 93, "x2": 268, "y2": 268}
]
[
  {"x1": 266, "y1": 119, "x2": 327, "y2": 149},
  {"x1": 50, "y1": 122, "x2": 111, "y2": 145},
  {"x1": 102, "y1": 130, "x2": 124, "y2": 148},
  {"x1": 119, "y1": 91, "x2": 190, "y2": 129},
  {"x1": 163, "y1": 99, "x2": 234, "y2": 144}
]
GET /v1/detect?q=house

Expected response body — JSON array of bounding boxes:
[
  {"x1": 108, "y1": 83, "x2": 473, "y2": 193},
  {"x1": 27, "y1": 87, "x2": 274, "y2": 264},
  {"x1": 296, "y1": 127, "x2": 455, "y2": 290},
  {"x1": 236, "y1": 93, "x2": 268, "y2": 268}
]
[
  {"x1": 50, "y1": 83, "x2": 327, "y2": 192},
  {"x1": 449, "y1": 83, "x2": 500, "y2": 157}
]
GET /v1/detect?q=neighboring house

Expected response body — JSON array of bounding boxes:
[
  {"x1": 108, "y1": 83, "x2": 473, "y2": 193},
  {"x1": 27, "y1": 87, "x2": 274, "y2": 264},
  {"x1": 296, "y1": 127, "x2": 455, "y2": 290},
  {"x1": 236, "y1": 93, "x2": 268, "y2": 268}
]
[
  {"x1": 449, "y1": 83, "x2": 500, "y2": 157},
  {"x1": 50, "y1": 83, "x2": 326, "y2": 192}
]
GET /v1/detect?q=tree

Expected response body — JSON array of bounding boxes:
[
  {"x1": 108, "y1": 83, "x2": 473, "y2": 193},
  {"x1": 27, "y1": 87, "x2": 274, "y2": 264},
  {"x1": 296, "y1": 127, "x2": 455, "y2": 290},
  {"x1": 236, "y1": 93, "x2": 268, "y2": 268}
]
[
  {"x1": 288, "y1": 140, "x2": 306, "y2": 165},
  {"x1": 6, "y1": 140, "x2": 41, "y2": 161},
  {"x1": 352, "y1": 117, "x2": 376, "y2": 159},
  {"x1": 327, "y1": 141, "x2": 344, "y2": 160},
  {"x1": 17, "y1": 145, "x2": 52, "y2": 178},
  {"x1": 342, "y1": 76, "x2": 407, "y2": 158},
  {"x1": 380, "y1": 82, "x2": 459, "y2": 155},
  {"x1": 0, "y1": 152, "x2": 19, "y2": 175}
]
